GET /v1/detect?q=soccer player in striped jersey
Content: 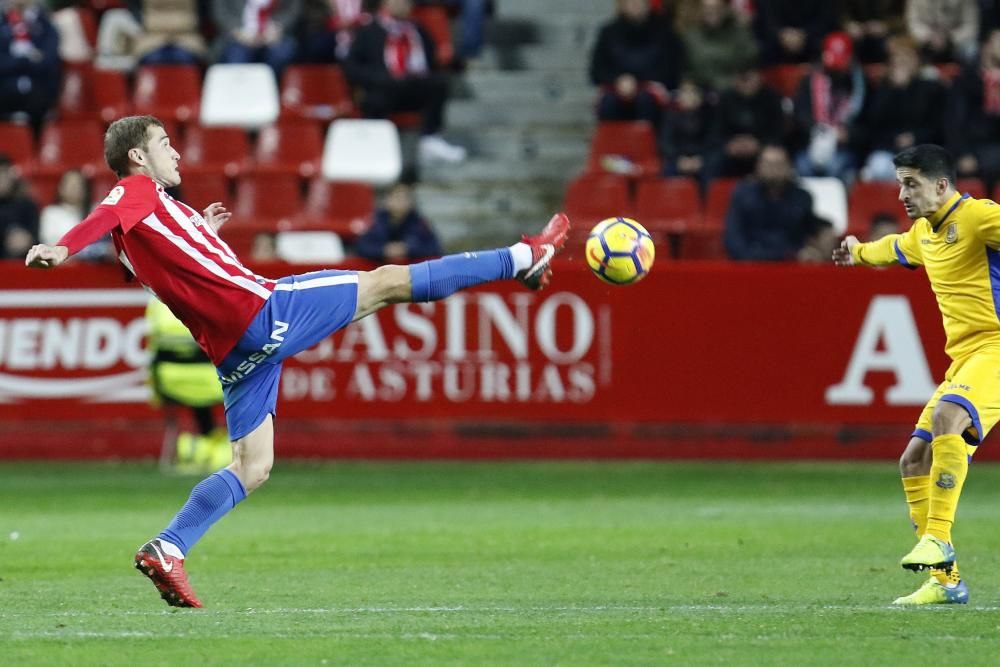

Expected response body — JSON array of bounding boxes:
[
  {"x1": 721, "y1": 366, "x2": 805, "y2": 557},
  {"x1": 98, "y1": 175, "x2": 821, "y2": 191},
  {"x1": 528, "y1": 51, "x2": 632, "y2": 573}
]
[
  {"x1": 25, "y1": 115, "x2": 570, "y2": 608},
  {"x1": 833, "y1": 144, "x2": 1000, "y2": 605}
]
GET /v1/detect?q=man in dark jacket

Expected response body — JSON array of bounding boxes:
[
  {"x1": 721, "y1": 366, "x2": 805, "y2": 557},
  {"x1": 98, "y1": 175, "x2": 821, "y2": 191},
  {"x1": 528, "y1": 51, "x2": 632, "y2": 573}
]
[
  {"x1": 724, "y1": 144, "x2": 816, "y2": 261},
  {"x1": 355, "y1": 177, "x2": 442, "y2": 261},
  {"x1": 0, "y1": 0, "x2": 60, "y2": 134},
  {"x1": 589, "y1": 0, "x2": 685, "y2": 127},
  {"x1": 0, "y1": 154, "x2": 38, "y2": 259},
  {"x1": 344, "y1": 0, "x2": 465, "y2": 163},
  {"x1": 946, "y1": 28, "x2": 1000, "y2": 189}
]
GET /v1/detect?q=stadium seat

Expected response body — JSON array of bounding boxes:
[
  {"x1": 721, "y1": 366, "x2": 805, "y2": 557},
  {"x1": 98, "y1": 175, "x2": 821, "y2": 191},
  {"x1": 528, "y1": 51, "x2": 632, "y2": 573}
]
[
  {"x1": 133, "y1": 65, "x2": 202, "y2": 123},
  {"x1": 848, "y1": 181, "x2": 904, "y2": 237},
  {"x1": 59, "y1": 65, "x2": 130, "y2": 123},
  {"x1": 586, "y1": 121, "x2": 661, "y2": 178},
  {"x1": 280, "y1": 65, "x2": 356, "y2": 121},
  {"x1": 182, "y1": 126, "x2": 251, "y2": 178},
  {"x1": 276, "y1": 230, "x2": 345, "y2": 264},
  {"x1": 563, "y1": 173, "x2": 632, "y2": 242},
  {"x1": 0, "y1": 122, "x2": 35, "y2": 172},
  {"x1": 800, "y1": 176, "x2": 848, "y2": 234},
  {"x1": 300, "y1": 178, "x2": 374, "y2": 241},
  {"x1": 322, "y1": 119, "x2": 402, "y2": 184},
  {"x1": 956, "y1": 177, "x2": 986, "y2": 199},
  {"x1": 175, "y1": 173, "x2": 231, "y2": 212},
  {"x1": 703, "y1": 177, "x2": 739, "y2": 227},
  {"x1": 677, "y1": 225, "x2": 726, "y2": 260},
  {"x1": 233, "y1": 174, "x2": 302, "y2": 231},
  {"x1": 35, "y1": 120, "x2": 106, "y2": 176},
  {"x1": 411, "y1": 4, "x2": 454, "y2": 68},
  {"x1": 200, "y1": 64, "x2": 280, "y2": 129},
  {"x1": 760, "y1": 63, "x2": 809, "y2": 98},
  {"x1": 253, "y1": 121, "x2": 324, "y2": 178},
  {"x1": 91, "y1": 172, "x2": 119, "y2": 201},
  {"x1": 634, "y1": 177, "x2": 702, "y2": 235}
]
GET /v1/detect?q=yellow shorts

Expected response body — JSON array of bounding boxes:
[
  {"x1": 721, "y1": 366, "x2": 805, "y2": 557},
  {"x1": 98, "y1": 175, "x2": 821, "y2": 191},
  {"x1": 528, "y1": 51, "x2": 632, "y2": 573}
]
[{"x1": 914, "y1": 346, "x2": 1000, "y2": 455}]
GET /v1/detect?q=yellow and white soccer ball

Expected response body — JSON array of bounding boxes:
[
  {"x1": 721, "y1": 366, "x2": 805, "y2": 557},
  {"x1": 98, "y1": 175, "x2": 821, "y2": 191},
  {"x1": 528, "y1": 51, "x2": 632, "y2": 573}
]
[{"x1": 585, "y1": 217, "x2": 655, "y2": 285}]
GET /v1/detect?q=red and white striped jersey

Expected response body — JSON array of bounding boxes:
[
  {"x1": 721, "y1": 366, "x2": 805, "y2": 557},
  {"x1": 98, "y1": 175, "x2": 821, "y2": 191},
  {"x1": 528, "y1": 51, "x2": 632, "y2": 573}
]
[{"x1": 99, "y1": 175, "x2": 275, "y2": 365}]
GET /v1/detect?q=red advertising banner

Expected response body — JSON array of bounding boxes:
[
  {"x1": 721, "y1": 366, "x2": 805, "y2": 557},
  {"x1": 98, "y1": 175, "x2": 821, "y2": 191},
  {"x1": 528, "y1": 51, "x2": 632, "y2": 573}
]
[{"x1": 0, "y1": 259, "x2": 966, "y2": 459}]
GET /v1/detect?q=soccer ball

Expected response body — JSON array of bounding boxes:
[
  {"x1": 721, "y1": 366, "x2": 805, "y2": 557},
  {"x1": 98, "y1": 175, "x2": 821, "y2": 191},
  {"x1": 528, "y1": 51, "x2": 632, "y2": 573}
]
[{"x1": 585, "y1": 217, "x2": 655, "y2": 285}]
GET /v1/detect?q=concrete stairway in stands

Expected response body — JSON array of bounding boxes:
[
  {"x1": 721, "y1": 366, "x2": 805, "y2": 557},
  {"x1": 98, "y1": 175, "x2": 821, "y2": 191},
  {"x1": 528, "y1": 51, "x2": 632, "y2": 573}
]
[{"x1": 417, "y1": 0, "x2": 610, "y2": 250}]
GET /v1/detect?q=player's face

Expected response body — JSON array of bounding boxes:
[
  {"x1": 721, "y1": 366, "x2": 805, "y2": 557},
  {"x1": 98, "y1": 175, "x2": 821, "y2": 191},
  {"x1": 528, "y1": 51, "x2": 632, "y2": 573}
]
[
  {"x1": 896, "y1": 167, "x2": 948, "y2": 219},
  {"x1": 137, "y1": 125, "x2": 181, "y2": 188}
]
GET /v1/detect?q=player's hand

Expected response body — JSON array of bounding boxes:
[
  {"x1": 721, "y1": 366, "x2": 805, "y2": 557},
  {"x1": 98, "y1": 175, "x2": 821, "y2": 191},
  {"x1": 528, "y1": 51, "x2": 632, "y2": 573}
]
[
  {"x1": 25, "y1": 244, "x2": 68, "y2": 269},
  {"x1": 832, "y1": 236, "x2": 859, "y2": 266},
  {"x1": 204, "y1": 202, "x2": 231, "y2": 232}
]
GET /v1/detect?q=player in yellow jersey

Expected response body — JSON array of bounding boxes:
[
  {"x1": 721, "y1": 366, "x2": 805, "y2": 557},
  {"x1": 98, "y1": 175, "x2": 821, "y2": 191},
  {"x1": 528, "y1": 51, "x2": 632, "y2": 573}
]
[{"x1": 832, "y1": 144, "x2": 1000, "y2": 605}]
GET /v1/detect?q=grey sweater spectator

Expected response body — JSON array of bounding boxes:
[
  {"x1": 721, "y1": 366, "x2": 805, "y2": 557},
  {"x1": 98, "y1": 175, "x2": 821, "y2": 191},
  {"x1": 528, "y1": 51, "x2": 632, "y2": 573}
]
[
  {"x1": 906, "y1": 0, "x2": 979, "y2": 64},
  {"x1": 355, "y1": 180, "x2": 442, "y2": 261},
  {"x1": 725, "y1": 145, "x2": 815, "y2": 261},
  {"x1": 0, "y1": 154, "x2": 38, "y2": 259},
  {"x1": 212, "y1": 0, "x2": 301, "y2": 75},
  {"x1": 0, "y1": 0, "x2": 60, "y2": 134},
  {"x1": 681, "y1": 0, "x2": 758, "y2": 92}
]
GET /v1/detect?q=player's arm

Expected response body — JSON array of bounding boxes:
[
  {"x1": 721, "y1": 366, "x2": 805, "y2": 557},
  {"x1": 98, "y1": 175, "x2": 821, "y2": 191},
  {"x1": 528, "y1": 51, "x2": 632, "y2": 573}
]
[
  {"x1": 833, "y1": 229, "x2": 921, "y2": 269},
  {"x1": 25, "y1": 208, "x2": 119, "y2": 269}
]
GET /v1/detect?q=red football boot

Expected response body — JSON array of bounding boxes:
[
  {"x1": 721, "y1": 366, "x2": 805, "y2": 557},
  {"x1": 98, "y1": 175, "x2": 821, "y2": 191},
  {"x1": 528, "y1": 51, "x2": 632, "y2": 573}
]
[
  {"x1": 516, "y1": 213, "x2": 571, "y2": 290},
  {"x1": 134, "y1": 539, "x2": 203, "y2": 608}
]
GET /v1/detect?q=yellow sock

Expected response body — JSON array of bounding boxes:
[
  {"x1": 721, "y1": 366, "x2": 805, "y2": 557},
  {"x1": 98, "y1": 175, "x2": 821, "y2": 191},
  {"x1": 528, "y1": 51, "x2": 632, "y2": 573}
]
[
  {"x1": 902, "y1": 475, "x2": 929, "y2": 536},
  {"x1": 925, "y1": 434, "x2": 969, "y2": 543}
]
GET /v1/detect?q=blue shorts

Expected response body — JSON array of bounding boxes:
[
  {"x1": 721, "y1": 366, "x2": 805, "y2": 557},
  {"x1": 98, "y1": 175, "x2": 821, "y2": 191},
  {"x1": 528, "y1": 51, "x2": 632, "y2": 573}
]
[{"x1": 217, "y1": 270, "x2": 359, "y2": 440}]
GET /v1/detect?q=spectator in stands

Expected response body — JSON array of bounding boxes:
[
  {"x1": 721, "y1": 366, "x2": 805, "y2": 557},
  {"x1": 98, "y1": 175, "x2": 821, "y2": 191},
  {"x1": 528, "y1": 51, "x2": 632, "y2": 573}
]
[
  {"x1": 0, "y1": 153, "x2": 37, "y2": 259},
  {"x1": 724, "y1": 144, "x2": 815, "y2": 261},
  {"x1": 213, "y1": 0, "x2": 301, "y2": 76},
  {"x1": 344, "y1": 0, "x2": 467, "y2": 164},
  {"x1": 38, "y1": 169, "x2": 114, "y2": 262},
  {"x1": 906, "y1": 0, "x2": 979, "y2": 64},
  {"x1": 868, "y1": 211, "x2": 900, "y2": 241},
  {"x1": 660, "y1": 79, "x2": 713, "y2": 186},
  {"x1": 946, "y1": 28, "x2": 1000, "y2": 189},
  {"x1": 753, "y1": 0, "x2": 837, "y2": 65},
  {"x1": 355, "y1": 176, "x2": 442, "y2": 261},
  {"x1": 797, "y1": 217, "x2": 838, "y2": 263},
  {"x1": 589, "y1": 0, "x2": 685, "y2": 128},
  {"x1": 856, "y1": 36, "x2": 945, "y2": 181},
  {"x1": 793, "y1": 32, "x2": 866, "y2": 183},
  {"x1": 50, "y1": 4, "x2": 93, "y2": 64},
  {"x1": 97, "y1": 1, "x2": 207, "y2": 69},
  {"x1": 0, "y1": 0, "x2": 60, "y2": 134},
  {"x1": 840, "y1": 0, "x2": 903, "y2": 64},
  {"x1": 705, "y1": 62, "x2": 786, "y2": 180},
  {"x1": 300, "y1": 0, "x2": 368, "y2": 63},
  {"x1": 680, "y1": 0, "x2": 759, "y2": 93}
]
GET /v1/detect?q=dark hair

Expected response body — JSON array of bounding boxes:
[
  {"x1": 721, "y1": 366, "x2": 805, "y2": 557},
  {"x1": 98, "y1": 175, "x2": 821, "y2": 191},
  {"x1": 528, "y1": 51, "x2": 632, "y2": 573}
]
[
  {"x1": 892, "y1": 144, "x2": 957, "y2": 186},
  {"x1": 104, "y1": 115, "x2": 164, "y2": 178}
]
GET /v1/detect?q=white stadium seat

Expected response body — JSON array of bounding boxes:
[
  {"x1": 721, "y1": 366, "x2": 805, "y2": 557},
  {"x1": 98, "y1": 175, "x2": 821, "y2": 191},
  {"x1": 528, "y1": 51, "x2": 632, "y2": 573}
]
[
  {"x1": 275, "y1": 230, "x2": 345, "y2": 264},
  {"x1": 800, "y1": 176, "x2": 848, "y2": 235},
  {"x1": 321, "y1": 119, "x2": 402, "y2": 185},
  {"x1": 200, "y1": 64, "x2": 280, "y2": 129}
]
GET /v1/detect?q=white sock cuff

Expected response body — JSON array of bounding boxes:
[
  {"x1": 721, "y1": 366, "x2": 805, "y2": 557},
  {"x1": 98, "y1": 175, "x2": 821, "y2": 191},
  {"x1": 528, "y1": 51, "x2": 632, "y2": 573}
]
[{"x1": 509, "y1": 242, "x2": 532, "y2": 273}]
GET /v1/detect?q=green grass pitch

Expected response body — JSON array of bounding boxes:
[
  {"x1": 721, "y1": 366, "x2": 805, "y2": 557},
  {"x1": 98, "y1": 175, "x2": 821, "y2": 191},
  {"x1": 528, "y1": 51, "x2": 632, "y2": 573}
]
[{"x1": 4, "y1": 460, "x2": 1000, "y2": 666}]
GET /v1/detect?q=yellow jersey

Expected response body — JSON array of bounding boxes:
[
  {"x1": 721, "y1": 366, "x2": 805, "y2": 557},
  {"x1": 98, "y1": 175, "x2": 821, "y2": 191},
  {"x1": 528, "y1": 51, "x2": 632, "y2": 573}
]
[{"x1": 851, "y1": 191, "x2": 1000, "y2": 362}]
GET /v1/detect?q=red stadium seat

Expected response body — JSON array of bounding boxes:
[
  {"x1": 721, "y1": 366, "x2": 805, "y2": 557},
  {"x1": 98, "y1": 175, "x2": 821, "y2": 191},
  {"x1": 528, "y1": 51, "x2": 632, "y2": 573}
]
[
  {"x1": 36, "y1": 120, "x2": 106, "y2": 176},
  {"x1": 253, "y1": 121, "x2": 324, "y2": 178},
  {"x1": 634, "y1": 177, "x2": 702, "y2": 234},
  {"x1": 0, "y1": 122, "x2": 35, "y2": 172},
  {"x1": 300, "y1": 178, "x2": 374, "y2": 240},
  {"x1": 133, "y1": 65, "x2": 202, "y2": 123},
  {"x1": 280, "y1": 65, "x2": 356, "y2": 121},
  {"x1": 677, "y1": 225, "x2": 726, "y2": 260},
  {"x1": 182, "y1": 126, "x2": 251, "y2": 178},
  {"x1": 586, "y1": 121, "x2": 661, "y2": 178},
  {"x1": 956, "y1": 177, "x2": 986, "y2": 199},
  {"x1": 848, "y1": 181, "x2": 904, "y2": 237},
  {"x1": 411, "y1": 5, "x2": 454, "y2": 68},
  {"x1": 91, "y1": 172, "x2": 119, "y2": 201},
  {"x1": 59, "y1": 65, "x2": 130, "y2": 123},
  {"x1": 563, "y1": 173, "x2": 632, "y2": 245},
  {"x1": 233, "y1": 174, "x2": 303, "y2": 231},
  {"x1": 760, "y1": 63, "x2": 809, "y2": 98},
  {"x1": 703, "y1": 177, "x2": 739, "y2": 227},
  {"x1": 176, "y1": 173, "x2": 231, "y2": 212}
]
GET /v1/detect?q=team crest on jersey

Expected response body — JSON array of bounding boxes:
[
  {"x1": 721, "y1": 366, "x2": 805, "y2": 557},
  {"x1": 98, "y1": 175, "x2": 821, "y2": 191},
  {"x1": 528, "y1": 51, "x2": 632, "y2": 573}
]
[
  {"x1": 946, "y1": 222, "x2": 959, "y2": 244},
  {"x1": 102, "y1": 186, "x2": 125, "y2": 206}
]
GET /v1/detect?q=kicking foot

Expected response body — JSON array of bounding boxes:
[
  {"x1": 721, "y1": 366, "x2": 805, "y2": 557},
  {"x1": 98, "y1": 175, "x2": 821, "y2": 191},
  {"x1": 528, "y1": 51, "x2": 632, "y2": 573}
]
[
  {"x1": 134, "y1": 539, "x2": 203, "y2": 608},
  {"x1": 892, "y1": 576, "x2": 969, "y2": 605},
  {"x1": 900, "y1": 535, "x2": 956, "y2": 572},
  {"x1": 517, "y1": 212, "x2": 571, "y2": 290}
]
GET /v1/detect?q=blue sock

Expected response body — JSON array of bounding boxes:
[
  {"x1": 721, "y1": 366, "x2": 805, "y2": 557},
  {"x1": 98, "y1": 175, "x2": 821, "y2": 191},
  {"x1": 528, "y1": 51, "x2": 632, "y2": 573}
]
[
  {"x1": 159, "y1": 469, "x2": 247, "y2": 555},
  {"x1": 409, "y1": 249, "x2": 515, "y2": 302}
]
